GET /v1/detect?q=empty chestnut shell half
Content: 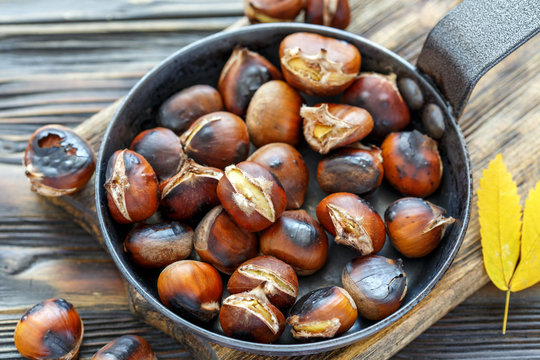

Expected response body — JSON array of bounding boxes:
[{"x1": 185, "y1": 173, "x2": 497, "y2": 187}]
[
  {"x1": 305, "y1": 0, "x2": 351, "y2": 29},
  {"x1": 24, "y1": 124, "x2": 95, "y2": 197},
  {"x1": 91, "y1": 335, "x2": 156, "y2": 360},
  {"x1": 244, "y1": 0, "x2": 304, "y2": 23}
]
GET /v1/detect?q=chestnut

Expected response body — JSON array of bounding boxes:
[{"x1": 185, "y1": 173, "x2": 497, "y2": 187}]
[
  {"x1": 342, "y1": 255, "x2": 407, "y2": 320},
  {"x1": 179, "y1": 111, "x2": 250, "y2": 170},
  {"x1": 194, "y1": 205, "x2": 258, "y2": 274},
  {"x1": 248, "y1": 143, "x2": 309, "y2": 209},
  {"x1": 14, "y1": 298, "x2": 83, "y2": 360},
  {"x1": 104, "y1": 149, "x2": 159, "y2": 224},
  {"x1": 279, "y1": 32, "x2": 361, "y2": 96},
  {"x1": 24, "y1": 124, "x2": 95, "y2": 197},
  {"x1": 381, "y1": 130, "x2": 443, "y2": 197},
  {"x1": 422, "y1": 103, "x2": 446, "y2": 139},
  {"x1": 246, "y1": 80, "x2": 303, "y2": 147},
  {"x1": 124, "y1": 221, "x2": 193, "y2": 268},
  {"x1": 397, "y1": 77, "x2": 424, "y2": 111},
  {"x1": 342, "y1": 72, "x2": 410, "y2": 140},
  {"x1": 385, "y1": 197, "x2": 455, "y2": 258},
  {"x1": 218, "y1": 46, "x2": 282, "y2": 116},
  {"x1": 317, "y1": 144, "x2": 383, "y2": 195},
  {"x1": 287, "y1": 286, "x2": 357, "y2": 340},
  {"x1": 260, "y1": 209, "x2": 328, "y2": 275},
  {"x1": 316, "y1": 193, "x2": 385, "y2": 255},
  {"x1": 157, "y1": 84, "x2": 223, "y2": 134},
  {"x1": 244, "y1": 0, "x2": 304, "y2": 23},
  {"x1": 228, "y1": 255, "x2": 299, "y2": 309},
  {"x1": 301, "y1": 103, "x2": 373, "y2": 154},
  {"x1": 217, "y1": 161, "x2": 287, "y2": 232},
  {"x1": 91, "y1": 335, "x2": 156, "y2": 360},
  {"x1": 305, "y1": 0, "x2": 351, "y2": 29},
  {"x1": 157, "y1": 260, "x2": 223, "y2": 322},
  {"x1": 220, "y1": 285, "x2": 285, "y2": 343}
]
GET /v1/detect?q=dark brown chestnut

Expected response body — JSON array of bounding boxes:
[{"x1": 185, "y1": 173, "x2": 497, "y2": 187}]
[
  {"x1": 157, "y1": 260, "x2": 223, "y2": 322},
  {"x1": 244, "y1": 0, "x2": 304, "y2": 23},
  {"x1": 342, "y1": 255, "x2": 407, "y2": 320},
  {"x1": 24, "y1": 124, "x2": 95, "y2": 197},
  {"x1": 179, "y1": 111, "x2": 250, "y2": 170},
  {"x1": 301, "y1": 103, "x2": 373, "y2": 154},
  {"x1": 381, "y1": 130, "x2": 443, "y2": 197},
  {"x1": 287, "y1": 286, "x2": 357, "y2": 340},
  {"x1": 305, "y1": 0, "x2": 351, "y2": 29},
  {"x1": 91, "y1": 335, "x2": 156, "y2": 360},
  {"x1": 194, "y1": 205, "x2": 258, "y2": 274},
  {"x1": 397, "y1": 77, "x2": 424, "y2": 111},
  {"x1": 14, "y1": 298, "x2": 83, "y2": 360},
  {"x1": 104, "y1": 149, "x2": 159, "y2": 224},
  {"x1": 248, "y1": 143, "x2": 309, "y2": 209},
  {"x1": 124, "y1": 221, "x2": 193, "y2": 268},
  {"x1": 422, "y1": 103, "x2": 445, "y2": 139},
  {"x1": 385, "y1": 197, "x2": 455, "y2": 258},
  {"x1": 260, "y1": 209, "x2": 329, "y2": 275},
  {"x1": 218, "y1": 46, "x2": 282, "y2": 116},
  {"x1": 316, "y1": 193, "x2": 385, "y2": 255}
]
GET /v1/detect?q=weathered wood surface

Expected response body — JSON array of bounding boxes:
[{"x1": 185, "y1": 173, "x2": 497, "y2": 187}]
[{"x1": 1, "y1": 0, "x2": 539, "y2": 359}]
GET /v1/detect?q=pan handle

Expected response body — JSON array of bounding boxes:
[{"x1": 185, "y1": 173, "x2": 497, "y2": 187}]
[{"x1": 416, "y1": 0, "x2": 539, "y2": 118}]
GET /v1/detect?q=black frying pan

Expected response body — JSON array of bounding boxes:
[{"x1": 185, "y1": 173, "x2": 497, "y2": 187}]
[{"x1": 95, "y1": 0, "x2": 538, "y2": 355}]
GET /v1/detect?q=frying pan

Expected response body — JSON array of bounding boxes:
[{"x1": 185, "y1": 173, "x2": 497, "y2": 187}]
[{"x1": 95, "y1": 0, "x2": 539, "y2": 355}]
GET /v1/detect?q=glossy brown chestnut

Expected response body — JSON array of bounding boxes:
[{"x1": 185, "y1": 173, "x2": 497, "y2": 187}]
[
  {"x1": 260, "y1": 209, "x2": 328, "y2": 275},
  {"x1": 157, "y1": 260, "x2": 223, "y2": 322},
  {"x1": 342, "y1": 255, "x2": 407, "y2": 320},
  {"x1": 194, "y1": 205, "x2": 258, "y2": 274},
  {"x1": 287, "y1": 286, "x2": 357, "y2": 340},
  {"x1": 218, "y1": 46, "x2": 282, "y2": 116},
  {"x1": 220, "y1": 285, "x2": 286, "y2": 343},
  {"x1": 246, "y1": 80, "x2": 303, "y2": 147},
  {"x1": 124, "y1": 221, "x2": 193, "y2": 268},
  {"x1": 244, "y1": 0, "x2": 304, "y2": 23},
  {"x1": 91, "y1": 335, "x2": 156, "y2": 360},
  {"x1": 317, "y1": 144, "x2": 383, "y2": 194},
  {"x1": 104, "y1": 149, "x2": 159, "y2": 224},
  {"x1": 14, "y1": 298, "x2": 83, "y2": 360},
  {"x1": 385, "y1": 197, "x2": 455, "y2": 258},
  {"x1": 228, "y1": 255, "x2": 299, "y2": 309},
  {"x1": 305, "y1": 0, "x2": 351, "y2": 29},
  {"x1": 279, "y1": 32, "x2": 361, "y2": 96},
  {"x1": 301, "y1": 103, "x2": 373, "y2": 154},
  {"x1": 381, "y1": 130, "x2": 443, "y2": 197},
  {"x1": 24, "y1": 124, "x2": 95, "y2": 197},
  {"x1": 217, "y1": 161, "x2": 287, "y2": 232},
  {"x1": 248, "y1": 143, "x2": 309, "y2": 209},
  {"x1": 179, "y1": 111, "x2": 250, "y2": 170},
  {"x1": 316, "y1": 193, "x2": 385, "y2": 255},
  {"x1": 157, "y1": 84, "x2": 224, "y2": 134}
]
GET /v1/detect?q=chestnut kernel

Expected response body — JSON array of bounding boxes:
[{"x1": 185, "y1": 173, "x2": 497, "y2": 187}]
[
  {"x1": 422, "y1": 103, "x2": 446, "y2": 139},
  {"x1": 397, "y1": 77, "x2": 424, "y2": 111},
  {"x1": 305, "y1": 0, "x2": 351, "y2": 30},
  {"x1": 244, "y1": 0, "x2": 304, "y2": 23},
  {"x1": 91, "y1": 335, "x2": 156, "y2": 360}
]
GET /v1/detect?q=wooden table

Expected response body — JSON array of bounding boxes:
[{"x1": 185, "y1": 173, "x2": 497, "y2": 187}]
[{"x1": 1, "y1": 0, "x2": 539, "y2": 359}]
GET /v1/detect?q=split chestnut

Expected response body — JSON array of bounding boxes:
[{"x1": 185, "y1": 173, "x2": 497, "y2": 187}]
[{"x1": 244, "y1": 0, "x2": 304, "y2": 23}]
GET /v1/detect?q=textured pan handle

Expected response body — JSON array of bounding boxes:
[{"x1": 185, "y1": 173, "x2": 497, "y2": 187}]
[{"x1": 417, "y1": 0, "x2": 539, "y2": 118}]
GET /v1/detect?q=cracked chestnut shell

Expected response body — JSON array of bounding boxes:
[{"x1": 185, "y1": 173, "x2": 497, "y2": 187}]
[
  {"x1": 244, "y1": 0, "x2": 304, "y2": 23},
  {"x1": 342, "y1": 255, "x2": 407, "y2": 320},
  {"x1": 91, "y1": 335, "x2": 156, "y2": 360},
  {"x1": 14, "y1": 298, "x2": 83, "y2": 360},
  {"x1": 24, "y1": 124, "x2": 95, "y2": 197},
  {"x1": 316, "y1": 193, "x2": 385, "y2": 255},
  {"x1": 305, "y1": 0, "x2": 351, "y2": 29},
  {"x1": 104, "y1": 149, "x2": 159, "y2": 224}
]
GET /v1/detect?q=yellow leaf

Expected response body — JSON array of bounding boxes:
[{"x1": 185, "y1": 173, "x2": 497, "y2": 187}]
[
  {"x1": 510, "y1": 181, "x2": 540, "y2": 292},
  {"x1": 477, "y1": 154, "x2": 522, "y2": 291}
]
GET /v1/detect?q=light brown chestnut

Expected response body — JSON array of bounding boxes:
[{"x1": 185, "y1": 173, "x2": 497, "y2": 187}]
[
  {"x1": 244, "y1": 0, "x2": 304, "y2": 23},
  {"x1": 305, "y1": 0, "x2": 351, "y2": 29},
  {"x1": 91, "y1": 335, "x2": 156, "y2": 360}
]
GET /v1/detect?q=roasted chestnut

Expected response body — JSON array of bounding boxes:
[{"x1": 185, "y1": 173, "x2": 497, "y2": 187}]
[
  {"x1": 92, "y1": 335, "x2": 156, "y2": 360},
  {"x1": 218, "y1": 46, "x2": 282, "y2": 116},
  {"x1": 246, "y1": 80, "x2": 303, "y2": 147},
  {"x1": 381, "y1": 130, "x2": 443, "y2": 197},
  {"x1": 342, "y1": 255, "x2": 407, "y2": 320},
  {"x1": 228, "y1": 255, "x2": 299, "y2": 309},
  {"x1": 24, "y1": 124, "x2": 95, "y2": 197},
  {"x1": 317, "y1": 144, "x2": 383, "y2": 194},
  {"x1": 194, "y1": 205, "x2": 258, "y2": 274},
  {"x1": 248, "y1": 143, "x2": 309, "y2": 209},
  {"x1": 279, "y1": 32, "x2": 361, "y2": 96},
  {"x1": 260, "y1": 209, "x2": 329, "y2": 275},
  {"x1": 316, "y1": 193, "x2": 385, "y2": 255},
  {"x1": 14, "y1": 298, "x2": 83, "y2": 360},
  {"x1": 217, "y1": 161, "x2": 287, "y2": 232},
  {"x1": 244, "y1": 0, "x2": 304, "y2": 23},
  {"x1": 179, "y1": 111, "x2": 250, "y2": 170},
  {"x1": 301, "y1": 103, "x2": 373, "y2": 154},
  {"x1": 124, "y1": 221, "x2": 193, "y2": 268},
  {"x1": 385, "y1": 197, "x2": 455, "y2": 257},
  {"x1": 305, "y1": 0, "x2": 351, "y2": 29},
  {"x1": 287, "y1": 286, "x2": 357, "y2": 340},
  {"x1": 397, "y1": 77, "x2": 424, "y2": 111},
  {"x1": 422, "y1": 103, "x2": 446, "y2": 139},
  {"x1": 157, "y1": 260, "x2": 223, "y2": 322},
  {"x1": 104, "y1": 149, "x2": 159, "y2": 224}
]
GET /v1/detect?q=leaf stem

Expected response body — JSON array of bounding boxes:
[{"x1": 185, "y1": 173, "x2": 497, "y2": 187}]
[{"x1": 502, "y1": 289, "x2": 511, "y2": 334}]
